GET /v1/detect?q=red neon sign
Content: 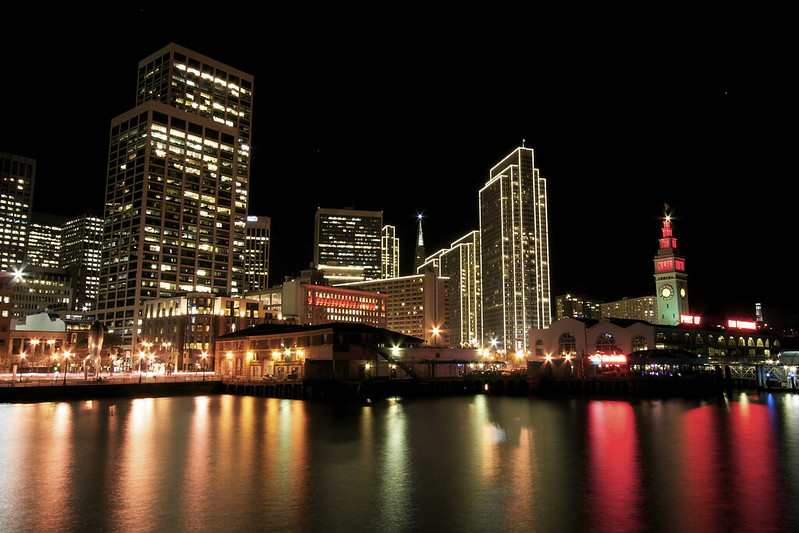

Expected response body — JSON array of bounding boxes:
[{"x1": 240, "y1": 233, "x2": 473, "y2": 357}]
[
  {"x1": 727, "y1": 320, "x2": 757, "y2": 330},
  {"x1": 589, "y1": 354, "x2": 627, "y2": 364},
  {"x1": 680, "y1": 314, "x2": 702, "y2": 325}
]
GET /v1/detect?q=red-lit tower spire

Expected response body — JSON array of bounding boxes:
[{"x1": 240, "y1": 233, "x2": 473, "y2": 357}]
[{"x1": 653, "y1": 211, "x2": 689, "y2": 325}]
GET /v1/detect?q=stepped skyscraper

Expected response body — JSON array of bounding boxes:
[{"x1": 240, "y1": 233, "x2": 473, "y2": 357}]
[{"x1": 479, "y1": 147, "x2": 551, "y2": 353}]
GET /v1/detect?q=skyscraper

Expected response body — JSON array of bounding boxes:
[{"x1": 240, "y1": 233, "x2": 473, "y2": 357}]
[
  {"x1": 314, "y1": 208, "x2": 383, "y2": 283},
  {"x1": 60, "y1": 212, "x2": 103, "y2": 311},
  {"x1": 479, "y1": 147, "x2": 551, "y2": 353},
  {"x1": 98, "y1": 44, "x2": 254, "y2": 349},
  {"x1": 381, "y1": 224, "x2": 400, "y2": 279},
  {"x1": 0, "y1": 152, "x2": 35, "y2": 272},
  {"x1": 244, "y1": 215, "x2": 270, "y2": 293}
]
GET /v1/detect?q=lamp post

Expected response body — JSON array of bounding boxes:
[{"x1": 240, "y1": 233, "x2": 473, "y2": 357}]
[
  {"x1": 138, "y1": 351, "x2": 145, "y2": 383},
  {"x1": 201, "y1": 352, "x2": 207, "y2": 381},
  {"x1": 63, "y1": 351, "x2": 71, "y2": 385}
]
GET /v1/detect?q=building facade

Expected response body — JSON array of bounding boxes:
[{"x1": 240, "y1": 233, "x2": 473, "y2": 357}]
[
  {"x1": 25, "y1": 212, "x2": 64, "y2": 269},
  {"x1": 98, "y1": 44, "x2": 254, "y2": 350},
  {"x1": 381, "y1": 224, "x2": 400, "y2": 279},
  {"x1": 314, "y1": 207, "x2": 383, "y2": 283},
  {"x1": 140, "y1": 293, "x2": 265, "y2": 371},
  {"x1": 244, "y1": 215, "x2": 270, "y2": 293},
  {"x1": 11, "y1": 266, "x2": 72, "y2": 319},
  {"x1": 479, "y1": 147, "x2": 551, "y2": 353},
  {"x1": 339, "y1": 268, "x2": 449, "y2": 346},
  {"x1": 436, "y1": 231, "x2": 481, "y2": 347},
  {"x1": 0, "y1": 152, "x2": 35, "y2": 272},
  {"x1": 555, "y1": 294, "x2": 602, "y2": 321},
  {"x1": 60, "y1": 212, "x2": 103, "y2": 311},
  {"x1": 601, "y1": 296, "x2": 657, "y2": 322}
]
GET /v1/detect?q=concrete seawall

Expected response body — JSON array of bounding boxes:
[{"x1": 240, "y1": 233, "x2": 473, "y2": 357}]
[{"x1": 0, "y1": 380, "x2": 223, "y2": 403}]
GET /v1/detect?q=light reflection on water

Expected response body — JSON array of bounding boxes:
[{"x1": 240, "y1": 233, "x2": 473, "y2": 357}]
[{"x1": 1, "y1": 393, "x2": 797, "y2": 532}]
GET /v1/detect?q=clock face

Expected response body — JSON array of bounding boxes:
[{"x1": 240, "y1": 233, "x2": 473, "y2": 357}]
[
  {"x1": 680, "y1": 287, "x2": 686, "y2": 298},
  {"x1": 660, "y1": 285, "x2": 673, "y2": 299}
]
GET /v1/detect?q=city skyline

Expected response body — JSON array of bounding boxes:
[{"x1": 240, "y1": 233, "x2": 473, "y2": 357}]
[{"x1": 1, "y1": 6, "x2": 794, "y2": 326}]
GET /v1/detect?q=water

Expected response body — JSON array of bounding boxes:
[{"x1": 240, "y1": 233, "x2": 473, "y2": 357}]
[{"x1": 1, "y1": 392, "x2": 798, "y2": 533}]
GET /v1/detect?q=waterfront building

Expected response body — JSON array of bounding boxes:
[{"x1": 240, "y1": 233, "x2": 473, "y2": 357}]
[
  {"x1": 0, "y1": 152, "x2": 35, "y2": 272},
  {"x1": 215, "y1": 321, "x2": 478, "y2": 381},
  {"x1": 244, "y1": 215, "x2": 270, "y2": 293},
  {"x1": 601, "y1": 296, "x2": 657, "y2": 322},
  {"x1": 25, "y1": 212, "x2": 64, "y2": 269},
  {"x1": 140, "y1": 293, "x2": 265, "y2": 372},
  {"x1": 338, "y1": 267, "x2": 449, "y2": 346},
  {"x1": 97, "y1": 44, "x2": 254, "y2": 350},
  {"x1": 8, "y1": 310, "x2": 69, "y2": 371},
  {"x1": 314, "y1": 207, "x2": 383, "y2": 283},
  {"x1": 555, "y1": 294, "x2": 602, "y2": 321},
  {"x1": 431, "y1": 231, "x2": 481, "y2": 347},
  {"x1": 530, "y1": 316, "x2": 781, "y2": 361},
  {"x1": 654, "y1": 214, "x2": 689, "y2": 325},
  {"x1": 11, "y1": 266, "x2": 72, "y2": 319},
  {"x1": 60, "y1": 212, "x2": 103, "y2": 311},
  {"x1": 479, "y1": 147, "x2": 551, "y2": 353},
  {"x1": 381, "y1": 225, "x2": 400, "y2": 279}
]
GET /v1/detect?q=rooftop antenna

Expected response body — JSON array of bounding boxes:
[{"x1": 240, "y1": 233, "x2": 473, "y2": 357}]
[{"x1": 522, "y1": 138, "x2": 526, "y2": 148}]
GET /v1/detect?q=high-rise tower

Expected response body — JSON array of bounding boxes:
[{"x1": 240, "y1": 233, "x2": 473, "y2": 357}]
[
  {"x1": 61, "y1": 212, "x2": 103, "y2": 312},
  {"x1": 0, "y1": 152, "x2": 35, "y2": 272},
  {"x1": 98, "y1": 44, "x2": 254, "y2": 349},
  {"x1": 314, "y1": 208, "x2": 383, "y2": 283},
  {"x1": 244, "y1": 215, "x2": 270, "y2": 293},
  {"x1": 654, "y1": 212, "x2": 688, "y2": 325},
  {"x1": 479, "y1": 147, "x2": 551, "y2": 353}
]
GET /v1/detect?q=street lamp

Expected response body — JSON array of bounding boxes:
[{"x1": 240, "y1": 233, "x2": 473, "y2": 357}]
[
  {"x1": 62, "y1": 351, "x2": 71, "y2": 385},
  {"x1": 201, "y1": 352, "x2": 207, "y2": 381}
]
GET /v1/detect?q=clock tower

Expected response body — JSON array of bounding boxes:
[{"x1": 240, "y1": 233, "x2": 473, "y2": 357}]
[{"x1": 654, "y1": 213, "x2": 689, "y2": 325}]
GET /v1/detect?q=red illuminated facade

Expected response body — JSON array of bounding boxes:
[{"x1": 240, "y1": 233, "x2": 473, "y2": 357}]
[{"x1": 302, "y1": 285, "x2": 387, "y2": 329}]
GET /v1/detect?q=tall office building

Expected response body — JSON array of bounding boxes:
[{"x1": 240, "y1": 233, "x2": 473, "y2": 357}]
[
  {"x1": 26, "y1": 212, "x2": 65, "y2": 269},
  {"x1": 314, "y1": 208, "x2": 383, "y2": 283},
  {"x1": 244, "y1": 215, "x2": 270, "y2": 293},
  {"x1": 479, "y1": 147, "x2": 551, "y2": 353},
  {"x1": 98, "y1": 44, "x2": 254, "y2": 349},
  {"x1": 60, "y1": 212, "x2": 103, "y2": 311},
  {"x1": 381, "y1": 225, "x2": 400, "y2": 279},
  {"x1": 0, "y1": 152, "x2": 35, "y2": 272}
]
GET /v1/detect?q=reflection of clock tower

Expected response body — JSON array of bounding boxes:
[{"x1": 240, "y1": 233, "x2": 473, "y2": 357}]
[{"x1": 654, "y1": 214, "x2": 688, "y2": 325}]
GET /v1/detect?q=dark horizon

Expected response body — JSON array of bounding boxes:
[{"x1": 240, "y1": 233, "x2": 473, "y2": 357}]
[{"x1": 1, "y1": 6, "x2": 794, "y2": 327}]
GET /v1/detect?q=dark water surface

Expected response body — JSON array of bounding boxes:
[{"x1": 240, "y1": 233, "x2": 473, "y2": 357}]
[{"x1": 1, "y1": 392, "x2": 797, "y2": 532}]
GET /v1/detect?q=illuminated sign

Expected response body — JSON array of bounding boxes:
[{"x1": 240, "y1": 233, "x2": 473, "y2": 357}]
[
  {"x1": 727, "y1": 320, "x2": 757, "y2": 330},
  {"x1": 589, "y1": 354, "x2": 627, "y2": 365},
  {"x1": 680, "y1": 314, "x2": 702, "y2": 325}
]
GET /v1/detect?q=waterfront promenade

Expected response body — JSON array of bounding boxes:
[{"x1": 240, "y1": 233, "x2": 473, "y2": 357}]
[{"x1": 0, "y1": 368, "x2": 767, "y2": 403}]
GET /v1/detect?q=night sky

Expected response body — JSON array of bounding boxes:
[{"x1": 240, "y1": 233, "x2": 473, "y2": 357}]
[{"x1": 1, "y1": 6, "x2": 795, "y2": 327}]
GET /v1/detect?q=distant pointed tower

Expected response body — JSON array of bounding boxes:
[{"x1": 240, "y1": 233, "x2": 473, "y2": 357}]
[
  {"x1": 654, "y1": 212, "x2": 689, "y2": 325},
  {"x1": 414, "y1": 215, "x2": 426, "y2": 272}
]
